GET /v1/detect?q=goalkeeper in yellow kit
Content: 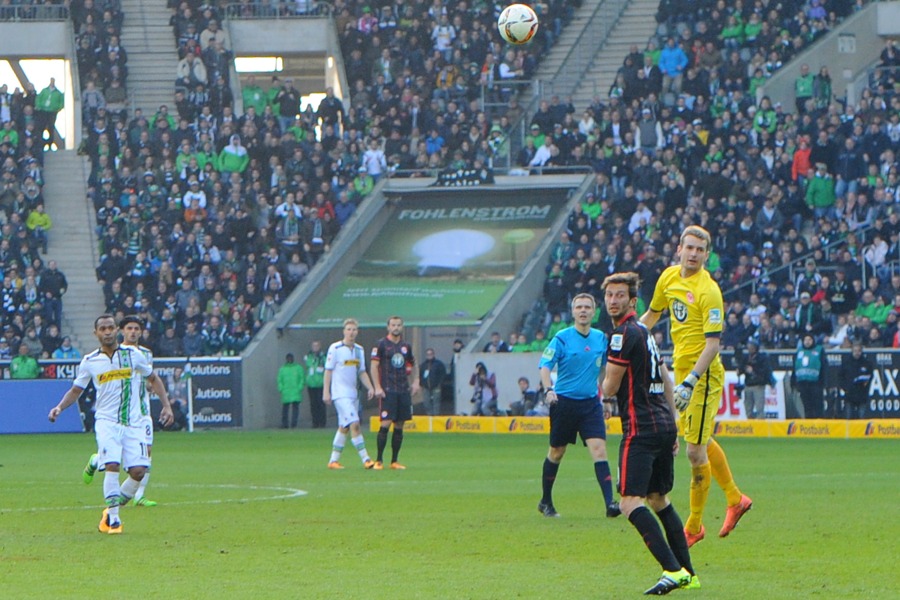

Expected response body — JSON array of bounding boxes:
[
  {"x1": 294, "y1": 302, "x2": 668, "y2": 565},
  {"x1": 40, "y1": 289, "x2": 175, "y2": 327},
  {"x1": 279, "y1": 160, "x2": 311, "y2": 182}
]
[{"x1": 640, "y1": 225, "x2": 752, "y2": 547}]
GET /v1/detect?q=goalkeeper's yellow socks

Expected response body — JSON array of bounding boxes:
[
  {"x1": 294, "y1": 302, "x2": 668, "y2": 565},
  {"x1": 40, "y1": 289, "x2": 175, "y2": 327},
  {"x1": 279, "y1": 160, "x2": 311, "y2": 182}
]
[
  {"x1": 685, "y1": 462, "x2": 711, "y2": 534},
  {"x1": 708, "y1": 438, "x2": 743, "y2": 506}
]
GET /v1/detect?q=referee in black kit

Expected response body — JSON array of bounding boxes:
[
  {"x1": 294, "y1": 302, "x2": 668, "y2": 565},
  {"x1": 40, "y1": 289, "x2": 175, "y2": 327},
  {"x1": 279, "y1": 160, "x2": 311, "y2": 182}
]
[{"x1": 600, "y1": 273, "x2": 698, "y2": 596}]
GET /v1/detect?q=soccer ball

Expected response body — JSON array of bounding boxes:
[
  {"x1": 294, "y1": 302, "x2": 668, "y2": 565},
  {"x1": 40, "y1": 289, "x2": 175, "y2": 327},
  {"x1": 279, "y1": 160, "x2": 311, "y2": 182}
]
[{"x1": 498, "y1": 4, "x2": 539, "y2": 45}]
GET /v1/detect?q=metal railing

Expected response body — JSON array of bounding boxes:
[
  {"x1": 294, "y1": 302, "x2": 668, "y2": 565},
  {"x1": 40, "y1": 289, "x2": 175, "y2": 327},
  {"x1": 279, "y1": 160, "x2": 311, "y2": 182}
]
[
  {"x1": 719, "y1": 222, "x2": 876, "y2": 302},
  {"x1": 221, "y1": 1, "x2": 332, "y2": 19},
  {"x1": 506, "y1": 0, "x2": 630, "y2": 164},
  {"x1": 383, "y1": 164, "x2": 592, "y2": 183}
]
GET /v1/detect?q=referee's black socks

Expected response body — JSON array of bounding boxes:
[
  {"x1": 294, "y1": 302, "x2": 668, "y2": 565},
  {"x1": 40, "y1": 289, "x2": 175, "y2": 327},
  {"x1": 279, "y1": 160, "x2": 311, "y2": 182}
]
[
  {"x1": 541, "y1": 458, "x2": 560, "y2": 504},
  {"x1": 593, "y1": 461, "x2": 614, "y2": 508}
]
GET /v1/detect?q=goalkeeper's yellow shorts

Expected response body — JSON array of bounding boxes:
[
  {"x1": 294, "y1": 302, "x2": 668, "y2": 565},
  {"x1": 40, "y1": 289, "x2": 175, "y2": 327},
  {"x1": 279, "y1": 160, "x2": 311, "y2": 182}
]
[{"x1": 675, "y1": 360, "x2": 724, "y2": 446}]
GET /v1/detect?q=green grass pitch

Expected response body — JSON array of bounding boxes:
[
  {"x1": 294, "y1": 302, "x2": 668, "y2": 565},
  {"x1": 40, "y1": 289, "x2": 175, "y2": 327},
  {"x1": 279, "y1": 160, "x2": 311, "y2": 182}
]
[{"x1": 0, "y1": 431, "x2": 896, "y2": 599}]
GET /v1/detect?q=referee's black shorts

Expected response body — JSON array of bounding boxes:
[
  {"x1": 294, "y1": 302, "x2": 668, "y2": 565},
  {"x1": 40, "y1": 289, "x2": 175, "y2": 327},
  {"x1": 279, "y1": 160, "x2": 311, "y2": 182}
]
[
  {"x1": 617, "y1": 431, "x2": 677, "y2": 498},
  {"x1": 549, "y1": 395, "x2": 606, "y2": 447}
]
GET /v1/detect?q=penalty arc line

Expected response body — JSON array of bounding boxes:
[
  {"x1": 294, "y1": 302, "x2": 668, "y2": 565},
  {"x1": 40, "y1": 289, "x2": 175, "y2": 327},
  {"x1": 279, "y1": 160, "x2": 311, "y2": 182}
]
[{"x1": 0, "y1": 483, "x2": 308, "y2": 514}]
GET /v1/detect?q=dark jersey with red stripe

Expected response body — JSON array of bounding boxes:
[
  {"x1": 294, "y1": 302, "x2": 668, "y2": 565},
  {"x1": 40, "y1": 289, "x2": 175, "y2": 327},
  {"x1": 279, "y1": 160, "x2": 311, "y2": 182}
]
[
  {"x1": 371, "y1": 336, "x2": 415, "y2": 393},
  {"x1": 607, "y1": 313, "x2": 677, "y2": 439}
]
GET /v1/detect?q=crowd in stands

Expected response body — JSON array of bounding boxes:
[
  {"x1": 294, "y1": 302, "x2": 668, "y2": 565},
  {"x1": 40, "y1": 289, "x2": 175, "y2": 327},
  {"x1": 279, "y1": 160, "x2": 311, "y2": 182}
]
[
  {"x1": 13, "y1": 0, "x2": 897, "y2": 364},
  {"x1": 0, "y1": 1, "x2": 85, "y2": 361},
  {"x1": 526, "y1": 0, "x2": 900, "y2": 354},
  {"x1": 64, "y1": 0, "x2": 582, "y2": 358}
]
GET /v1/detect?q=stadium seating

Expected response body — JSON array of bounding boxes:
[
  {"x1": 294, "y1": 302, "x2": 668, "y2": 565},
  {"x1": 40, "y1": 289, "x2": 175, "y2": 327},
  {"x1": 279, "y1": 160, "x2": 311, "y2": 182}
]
[
  {"x1": 525, "y1": 0, "x2": 893, "y2": 352},
  {"x1": 0, "y1": 1, "x2": 74, "y2": 359},
  {"x1": 67, "y1": 0, "x2": 580, "y2": 357}
]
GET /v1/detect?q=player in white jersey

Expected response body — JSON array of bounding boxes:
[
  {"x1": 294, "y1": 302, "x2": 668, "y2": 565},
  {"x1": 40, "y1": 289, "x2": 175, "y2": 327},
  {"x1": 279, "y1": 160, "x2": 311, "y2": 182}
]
[
  {"x1": 82, "y1": 316, "x2": 161, "y2": 505},
  {"x1": 49, "y1": 314, "x2": 173, "y2": 534},
  {"x1": 324, "y1": 318, "x2": 376, "y2": 469}
]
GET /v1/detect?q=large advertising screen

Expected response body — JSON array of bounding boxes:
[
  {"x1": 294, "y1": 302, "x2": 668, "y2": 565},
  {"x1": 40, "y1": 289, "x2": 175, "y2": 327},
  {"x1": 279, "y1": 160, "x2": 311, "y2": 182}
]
[{"x1": 306, "y1": 190, "x2": 570, "y2": 327}]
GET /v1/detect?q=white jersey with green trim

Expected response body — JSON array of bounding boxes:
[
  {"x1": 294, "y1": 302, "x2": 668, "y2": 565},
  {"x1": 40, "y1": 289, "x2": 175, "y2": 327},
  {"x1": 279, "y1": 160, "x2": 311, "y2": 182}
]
[
  {"x1": 122, "y1": 343, "x2": 154, "y2": 418},
  {"x1": 325, "y1": 341, "x2": 366, "y2": 400},
  {"x1": 74, "y1": 346, "x2": 152, "y2": 426}
]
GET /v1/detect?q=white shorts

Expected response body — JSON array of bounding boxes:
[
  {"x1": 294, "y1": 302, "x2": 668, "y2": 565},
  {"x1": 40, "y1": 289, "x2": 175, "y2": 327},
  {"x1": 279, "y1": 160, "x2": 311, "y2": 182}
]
[
  {"x1": 333, "y1": 397, "x2": 361, "y2": 428},
  {"x1": 141, "y1": 415, "x2": 154, "y2": 446},
  {"x1": 95, "y1": 419, "x2": 150, "y2": 470}
]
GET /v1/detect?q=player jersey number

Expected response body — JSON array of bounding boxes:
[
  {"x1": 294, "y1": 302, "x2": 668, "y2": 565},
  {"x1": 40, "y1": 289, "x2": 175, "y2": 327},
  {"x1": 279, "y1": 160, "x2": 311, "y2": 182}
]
[
  {"x1": 145, "y1": 424, "x2": 153, "y2": 438},
  {"x1": 647, "y1": 334, "x2": 661, "y2": 381}
]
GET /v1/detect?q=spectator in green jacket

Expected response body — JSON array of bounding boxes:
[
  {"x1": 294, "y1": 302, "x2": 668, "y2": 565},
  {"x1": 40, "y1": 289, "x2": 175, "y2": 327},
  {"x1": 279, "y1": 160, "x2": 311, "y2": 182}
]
[
  {"x1": 242, "y1": 75, "x2": 268, "y2": 115},
  {"x1": 752, "y1": 97, "x2": 777, "y2": 135},
  {"x1": 35, "y1": 78, "x2": 64, "y2": 148},
  {"x1": 305, "y1": 341, "x2": 327, "y2": 428},
  {"x1": 217, "y1": 134, "x2": 249, "y2": 175},
  {"x1": 794, "y1": 63, "x2": 814, "y2": 114},
  {"x1": 11, "y1": 343, "x2": 41, "y2": 379},
  {"x1": 529, "y1": 329, "x2": 549, "y2": 353},
  {"x1": 805, "y1": 163, "x2": 836, "y2": 219},
  {"x1": 267, "y1": 75, "x2": 282, "y2": 118},
  {"x1": 278, "y1": 353, "x2": 305, "y2": 429}
]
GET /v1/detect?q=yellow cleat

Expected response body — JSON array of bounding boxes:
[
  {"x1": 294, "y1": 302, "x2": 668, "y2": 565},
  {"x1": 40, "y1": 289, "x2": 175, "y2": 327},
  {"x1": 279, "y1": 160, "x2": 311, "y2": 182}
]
[
  {"x1": 327, "y1": 461, "x2": 345, "y2": 470},
  {"x1": 372, "y1": 461, "x2": 384, "y2": 470},
  {"x1": 363, "y1": 459, "x2": 376, "y2": 469}
]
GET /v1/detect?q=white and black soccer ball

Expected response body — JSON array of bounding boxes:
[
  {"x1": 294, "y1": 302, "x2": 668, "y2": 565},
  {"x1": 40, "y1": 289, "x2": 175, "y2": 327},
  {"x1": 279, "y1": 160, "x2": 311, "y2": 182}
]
[{"x1": 498, "y1": 4, "x2": 539, "y2": 45}]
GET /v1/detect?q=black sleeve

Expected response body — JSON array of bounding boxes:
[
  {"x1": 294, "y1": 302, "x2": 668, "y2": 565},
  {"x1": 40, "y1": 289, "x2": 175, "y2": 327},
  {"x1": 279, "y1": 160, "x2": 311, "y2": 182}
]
[{"x1": 608, "y1": 324, "x2": 640, "y2": 366}]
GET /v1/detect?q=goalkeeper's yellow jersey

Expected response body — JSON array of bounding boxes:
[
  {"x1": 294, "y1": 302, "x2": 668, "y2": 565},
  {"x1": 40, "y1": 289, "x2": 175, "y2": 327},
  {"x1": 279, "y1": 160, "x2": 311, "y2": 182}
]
[{"x1": 650, "y1": 265, "x2": 724, "y2": 372}]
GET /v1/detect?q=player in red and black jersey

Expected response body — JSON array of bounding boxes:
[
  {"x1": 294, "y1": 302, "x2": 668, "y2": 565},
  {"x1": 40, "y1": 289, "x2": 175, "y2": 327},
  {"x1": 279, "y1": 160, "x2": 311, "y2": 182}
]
[
  {"x1": 600, "y1": 273, "x2": 698, "y2": 595},
  {"x1": 370, "y1": 316, "x2": 420, "y2": 470}
]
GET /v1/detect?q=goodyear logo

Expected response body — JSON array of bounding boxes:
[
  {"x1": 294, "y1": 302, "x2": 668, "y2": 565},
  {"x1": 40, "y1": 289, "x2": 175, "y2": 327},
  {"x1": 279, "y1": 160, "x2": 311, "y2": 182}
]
[{"x1": 98, "y1": 368, "x2": 131, "y2": 384}]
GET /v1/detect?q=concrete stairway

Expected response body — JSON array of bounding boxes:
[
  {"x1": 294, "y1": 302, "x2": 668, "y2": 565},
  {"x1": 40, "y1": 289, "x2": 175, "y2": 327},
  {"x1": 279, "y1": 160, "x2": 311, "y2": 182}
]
[
  {"x1": 572, "y1": 0, "x2": 660, "y2": 110},
  {"x1": 532, "y1": 0, "x2": 623, "y2": 84},
  {"x1": 119, "y1": 0, "x2": 178, "y2": 113},
  {"x1": 42, "y1": 150, "x2": 104, "y2": 353}
]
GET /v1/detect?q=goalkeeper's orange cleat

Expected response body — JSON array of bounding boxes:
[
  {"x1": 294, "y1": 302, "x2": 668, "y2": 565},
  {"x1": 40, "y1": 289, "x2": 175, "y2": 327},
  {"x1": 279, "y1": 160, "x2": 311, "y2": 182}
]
[
  {"x1": 719, "y1": 494, "x2": 753, "y2": 538},
  {"x1": 390, "y1": 462, "x2": 406, "y2": 470},
  {"x1": 684, "y1": 525, "x2": 705, "y2": 548}
]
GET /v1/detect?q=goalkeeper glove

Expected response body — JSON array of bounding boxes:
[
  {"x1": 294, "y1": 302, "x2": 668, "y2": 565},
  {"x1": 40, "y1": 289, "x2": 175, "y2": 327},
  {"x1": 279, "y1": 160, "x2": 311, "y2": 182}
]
[{"x1": 674, "y1": 371, "x2": 700, "y2": 411}]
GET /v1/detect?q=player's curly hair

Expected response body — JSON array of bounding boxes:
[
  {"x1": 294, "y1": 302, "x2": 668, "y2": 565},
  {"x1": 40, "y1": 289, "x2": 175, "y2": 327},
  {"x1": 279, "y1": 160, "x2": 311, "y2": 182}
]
[{"x1": 601, "y1": 272, "x2": 641, "y2": 299}]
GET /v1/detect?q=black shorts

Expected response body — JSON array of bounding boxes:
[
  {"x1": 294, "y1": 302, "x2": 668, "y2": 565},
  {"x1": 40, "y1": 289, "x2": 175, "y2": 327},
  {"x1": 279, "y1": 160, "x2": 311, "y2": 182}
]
[
  {"x1": 380, "y1": 390, "x2": 412, "y2": 422},
  {"x1": 617, "y1": 432, "x2": 677, "y2": 498},
  {"x1": 549, "y1": 396, "x2": 606, "y2": 447}
]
